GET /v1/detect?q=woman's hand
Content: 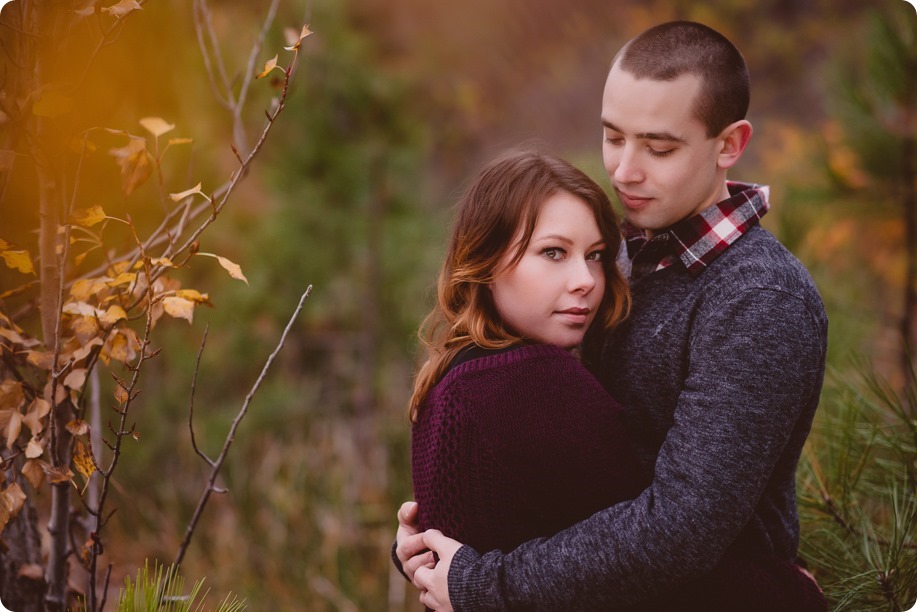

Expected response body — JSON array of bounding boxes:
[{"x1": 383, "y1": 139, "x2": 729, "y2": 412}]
[
  {"x1": 395, "y1": 501, "x2": 435, "y2": 580},
  {"x1": 414, "y1": 529, "x2": 462, "y2": 612}
]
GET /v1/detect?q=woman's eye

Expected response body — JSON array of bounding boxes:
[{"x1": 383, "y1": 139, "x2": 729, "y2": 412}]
[
  {"x1": 542, "y1": 247, "x2": 565, "y2": 260},
  {"x1": 605, "y1": 136, "x2": 623, "y2": 146},
  {"x1": 587, "y1": 250, "x2": 605, "y2": 262}
]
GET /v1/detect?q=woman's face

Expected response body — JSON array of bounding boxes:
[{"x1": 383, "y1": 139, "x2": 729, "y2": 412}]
[{"x1": 490, "y1": 190, "x2": 606, "y2": 348}]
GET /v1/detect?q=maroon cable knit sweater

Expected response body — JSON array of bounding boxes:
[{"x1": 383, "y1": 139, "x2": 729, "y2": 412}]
[{"x1": 411, "y1": 343, "x2": 646, "y2": 555}]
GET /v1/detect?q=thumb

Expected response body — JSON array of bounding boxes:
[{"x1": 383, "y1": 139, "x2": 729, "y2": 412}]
[{"x1": 398, "y1": 500, "x2": 419, "y2": 524}]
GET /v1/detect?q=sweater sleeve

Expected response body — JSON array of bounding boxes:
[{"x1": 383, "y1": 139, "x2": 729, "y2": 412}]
[{"x1": 448, "y1": 288, "x2": 827, "y2": 611}]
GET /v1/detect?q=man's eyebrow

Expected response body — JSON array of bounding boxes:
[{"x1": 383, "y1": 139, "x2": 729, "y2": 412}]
[{"x1": 602, "y1": 120, "x2": 688, "y2": 144}]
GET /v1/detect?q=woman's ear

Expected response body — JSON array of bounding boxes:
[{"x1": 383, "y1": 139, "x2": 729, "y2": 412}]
[{"x1": 717, "y1": 120, "x2": 753, "y2": 170}]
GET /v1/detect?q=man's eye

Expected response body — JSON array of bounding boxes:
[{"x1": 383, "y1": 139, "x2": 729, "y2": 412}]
[{"x1": 648, "y1": 147, "x2": 675, "y2": 158}]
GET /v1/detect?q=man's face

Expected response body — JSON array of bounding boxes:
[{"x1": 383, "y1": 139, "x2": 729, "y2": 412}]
[{"x1": 601, "y1": 63, "x2": 730, "y2": 235}]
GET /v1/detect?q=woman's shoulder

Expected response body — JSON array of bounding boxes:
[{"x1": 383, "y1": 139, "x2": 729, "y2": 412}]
[
  {"x1": 443, "y1": 343, "x2": 580, "y2": 381},
  {"x1": 429, "y1": 343, "x2": 609, "y2": 410}
]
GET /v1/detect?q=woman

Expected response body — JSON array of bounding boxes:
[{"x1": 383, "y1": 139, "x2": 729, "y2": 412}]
[
  {"x1": 400, "y1": 148, "x2": 825, "y2": 611},
  {"x1": 409, "y1": 148, "x2": 643, "y2": 557}
]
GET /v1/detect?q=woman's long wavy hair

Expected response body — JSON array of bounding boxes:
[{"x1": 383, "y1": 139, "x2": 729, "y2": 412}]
[{"x1": 409, "y1": 148, "x2": 630, "y2": 421}]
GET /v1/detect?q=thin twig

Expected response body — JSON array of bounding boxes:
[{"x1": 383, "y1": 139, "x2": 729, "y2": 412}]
[
  {"x1": 192, "y1": 0, "x2": 232, "y2": 110},
  {"x1": 188, "y1": 324, "x2": 214, "y2": 466},
  {"x1": 174, "y1": 286, "x2": 312, "y2": 568}
]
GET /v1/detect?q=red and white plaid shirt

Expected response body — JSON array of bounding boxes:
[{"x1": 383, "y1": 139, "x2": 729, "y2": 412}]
[{"x1": 621, "y1": 182, "x2": 770, "y2": 281}]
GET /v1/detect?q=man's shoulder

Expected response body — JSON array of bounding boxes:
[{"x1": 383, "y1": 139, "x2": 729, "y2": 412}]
[{"x1": 709, "y1": 225, "x2": 818, "y2": 291}]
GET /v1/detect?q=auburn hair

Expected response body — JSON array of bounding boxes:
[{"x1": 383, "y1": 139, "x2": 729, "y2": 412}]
[{"x1": 409, "y1": 147, "x2": 630, "y2": 421}]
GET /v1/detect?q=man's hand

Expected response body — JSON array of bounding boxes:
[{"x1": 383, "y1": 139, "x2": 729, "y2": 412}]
[
  {"x1": 414, "y1": 529, "x2": 462, "y2": 612},
  {"x1": 395, "y1": 501, "x2": 435, "y2": 581}
]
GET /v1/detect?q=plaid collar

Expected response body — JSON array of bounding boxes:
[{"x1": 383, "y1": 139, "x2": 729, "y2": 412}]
[{"x1": 623, "y1": 182, "x2": 770, "y2": 281}]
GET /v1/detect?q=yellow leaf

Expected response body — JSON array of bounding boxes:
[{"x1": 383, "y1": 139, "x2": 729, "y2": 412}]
[
  {"x1": 169, "y1": 182, "x2": 204, "y2": 202},
  {"x1": 21, "y1": 399, "x2": 50, "y2": 435},
  {"x1": 109, "y1": 261, "x2": 132, "y2": 276},
  {"x1": 70, "y1": 315, "x2": 101, "y2": 346},
  {"x1": 256, "y1": 54, "x2": 280, "y2": 79},
  {"x1": 4, "y1": 411, "x2": 20, "y2": 449},
  {"x1": 73, "y1": 440, "x2": 97, "y2": 481},
  {"x1": 71, "y1": 278, "x2": 109, "y2": 301},
  {"x1": 22, "y1": 459, "x2": 45, "y2": 490},
  {"x1": 175, "y1": 289, "x2": 210, "y2": 304},
  {"x1": 198, "y1": 253, "x2": 249, "y2": 285},
  {"x1": 25, "y1": 437, "x2": 43, "y2": 459},
  {"x1": 62, "y1": 301, "x2": 99, "y2": 317},
  {"x1": 114, "y1": 384, "x2": 129, "y2": 404},
  {"x1": 100, "y1": 304, "x2": 127, "y2": 326},
  {"x1": 162, "y1": 296, "x2": 194, "y2": 323},
  {"x1": 26, "y1": 351, "x2": 55, "y2": 370},
  {"x1": 0, "y1": 328, "x2": 17, "y2": 344},
  {"x1": 43, "y1": 465, "x2": 74, "y2": 485},
  {"x1": 283, "y1": 24, "x2": 313, "y2": 51},
  {"x1": 139, "y1": 117, "x2": 175, "y2": 138},
  {"x1": 69, "y1": 205, "x2": 107, "y2": 228},
  {"x1": 63, "y1": 368, "x2": 87, "y2": 390},
  {"x1": 1, "y1": 250, "x2": 35, "y2": 275},
  {"x1": 102, "y1": 0, "x2": 142, "y2": 18},
  {"x1": 33, "y1": 91, "x2": 74, "y2": 119},
  {"x1": 109, "y1": 137, "x2": 151, "y2": 197},
  {"x1": 108, "y1": 272, "x2": 136, "y2": 287},
  {"x1": 0, "y1": 380, "x2": 24, "y2": 411},
  {"x1": 0, "y1": 483, "x2": 26, "y2": 532},
  {"x1": 104, "y1": 330, "x2": 137, "y2": 363},
  {"x1": 66, "y1": 420, "x2": 90, "y2": 436},
  {"x1": 168, "y1": 137, "x2": 193, "y2": 146},
  {"x1": 70, "y1": 338, "x2": 103, "y2": 363},
  {"x1": 150, "y1": 257, "x2": 175, "y2": 267}
]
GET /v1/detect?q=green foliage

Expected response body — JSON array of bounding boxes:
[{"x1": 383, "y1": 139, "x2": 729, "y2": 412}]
[
  {"x1": 798, "y1": 361, "x2": 917, "y2": 611},
  {"x1": 104, "y1": 560, "x2": 246, "y2": 612}
]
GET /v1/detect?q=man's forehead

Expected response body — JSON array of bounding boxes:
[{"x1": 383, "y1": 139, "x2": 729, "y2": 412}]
[{"x1": 602, "y1": 68, "x2": 705, "y2": 137}]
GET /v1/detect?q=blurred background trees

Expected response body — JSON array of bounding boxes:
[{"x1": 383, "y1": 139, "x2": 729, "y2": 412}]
[{"x1": 0, "y1": 0, "x2": 913, "y2": 609}]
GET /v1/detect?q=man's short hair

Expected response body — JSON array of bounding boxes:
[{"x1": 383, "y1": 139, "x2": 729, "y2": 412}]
[{"x1": 614, "y1": 21, "x2": 750, "y2": 137}]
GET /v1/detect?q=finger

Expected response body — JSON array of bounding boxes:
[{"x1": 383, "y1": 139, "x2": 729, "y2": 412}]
[
  {"x1": 396, "y1": 531, "x2": 428, "y2": 563},
  {"x1": 414, "y1": 564, "x2": 432, "y2": 591},
  {"x1": 403, "y1": 550, "x2": 434, "y2": 579},
  {"x1": 398, "y1": 500, "x2": 419, "y2": 525},
  {"x1": 422, "y1": 529, "x2": 460, "y2": 556}
]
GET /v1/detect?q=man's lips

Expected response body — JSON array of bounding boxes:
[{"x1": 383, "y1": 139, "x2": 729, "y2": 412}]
[{"x1": 616, "y1": 190, "x2": 652, "y2": 210}]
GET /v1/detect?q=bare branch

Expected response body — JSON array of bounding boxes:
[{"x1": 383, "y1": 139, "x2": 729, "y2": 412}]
[
  {"x1": 174, "y1": 286, "x2": 313, "y2": 568},
  {"x1": 188, "y1": 325, "x2": 215, "y2": 467},
  {"x1": 192, "y1": 0, "x2": 232, "y2": 110},
  {"x1": 233, "y1": 0, "x2": 281, "y2": 152}
]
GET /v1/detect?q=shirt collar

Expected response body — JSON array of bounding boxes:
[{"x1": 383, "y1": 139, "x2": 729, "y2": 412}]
[{"x1": 623, "y1": 182, "x2": 770, "y2": 277}]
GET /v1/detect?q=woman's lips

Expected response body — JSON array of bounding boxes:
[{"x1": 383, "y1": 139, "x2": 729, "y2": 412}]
[{"x1": 556, "y1": 308, "x2": 591, "y2": 325}]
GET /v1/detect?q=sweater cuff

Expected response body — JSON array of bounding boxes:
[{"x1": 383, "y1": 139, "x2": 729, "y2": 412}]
[
  {"x1": 448, "y1": 545, "x2": 506, "y2": 612},
  {"x1": 391, "y1": 539, "x2": 409, "y2": 582}
]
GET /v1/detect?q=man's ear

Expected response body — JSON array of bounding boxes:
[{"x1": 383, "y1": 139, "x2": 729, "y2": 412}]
[{"x1": 717, "y1": 120, "x2": 753, "y2": 170}]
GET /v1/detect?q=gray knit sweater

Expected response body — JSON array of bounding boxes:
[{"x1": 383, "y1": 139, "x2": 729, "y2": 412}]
[{"x1": 447, "y1": 224, "x2": 828, "y2": 610}]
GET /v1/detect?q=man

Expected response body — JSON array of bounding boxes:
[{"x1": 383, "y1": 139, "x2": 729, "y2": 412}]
[{"x1": 397, "y1": 21, "x2": 828, "y2": 611}]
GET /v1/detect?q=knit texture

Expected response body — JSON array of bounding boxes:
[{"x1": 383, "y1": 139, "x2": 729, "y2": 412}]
[
  {"x1": 448, "y1": 223, "x2": 829, "y2": 611},
  {"x1": 412, "y1": 343, "x2": 645, "y2": 555}
]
